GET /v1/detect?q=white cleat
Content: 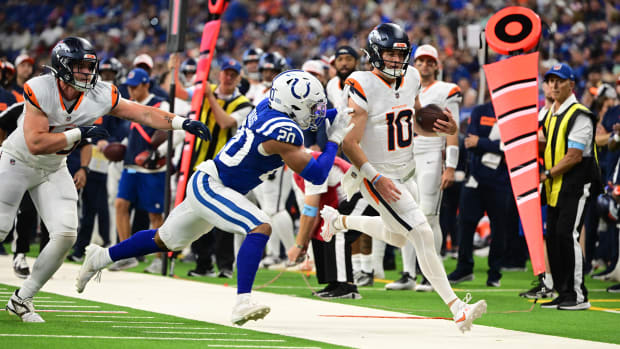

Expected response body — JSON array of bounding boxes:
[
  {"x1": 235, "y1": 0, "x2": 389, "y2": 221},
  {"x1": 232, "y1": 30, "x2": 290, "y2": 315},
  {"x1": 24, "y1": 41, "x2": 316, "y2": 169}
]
[
  {"x1": 319, "y1": 205, "x2": 343, "y2": 242},
  {"x1": 6, "y1": 290, "x2": 45, "y2": 323},
  {"x1": 231, "y1": 295, "x2": 271, "y2": 326},
  {"x1": 76, "y1": 244, "x2": 108, "y2": 293},
  {"x1": 453, "y1": 293, "x2": 487, "y2": 333}
]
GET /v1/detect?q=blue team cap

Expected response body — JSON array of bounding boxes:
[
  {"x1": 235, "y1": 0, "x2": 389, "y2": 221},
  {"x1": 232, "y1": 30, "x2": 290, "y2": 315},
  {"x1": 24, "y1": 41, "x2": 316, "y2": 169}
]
[
  {"x1": 125, "y1": 68, "x2": 150, "y2": 86},
  {"x1": 544, "y1": 63, "x2": 575, "y2": 81},
  {"x1": 220, "y1": 59, "x2": 242, "y2": 74}
]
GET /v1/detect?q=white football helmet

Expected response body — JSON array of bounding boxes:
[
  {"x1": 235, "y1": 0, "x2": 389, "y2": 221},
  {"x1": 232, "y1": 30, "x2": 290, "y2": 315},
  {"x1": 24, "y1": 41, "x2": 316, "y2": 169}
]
[{"x1": 269, "y1": 70, "x2": 327, "y2": 131}]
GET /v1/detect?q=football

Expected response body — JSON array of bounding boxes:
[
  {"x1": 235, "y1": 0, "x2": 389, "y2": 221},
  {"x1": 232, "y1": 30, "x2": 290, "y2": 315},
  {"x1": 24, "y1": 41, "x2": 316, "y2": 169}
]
[
  {"x1": 416, "y1": 104, "x2": 448, "y2": 132},
  {"x1": 103, "y1": 142, "x2": 126, "y2": 162}
]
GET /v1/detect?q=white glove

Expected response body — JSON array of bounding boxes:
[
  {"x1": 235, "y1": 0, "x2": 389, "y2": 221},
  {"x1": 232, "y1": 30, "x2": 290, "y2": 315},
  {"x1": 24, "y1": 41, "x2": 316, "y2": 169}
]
[{"x1": 326, "y1": 108, "x2": 354, "y2": 144}]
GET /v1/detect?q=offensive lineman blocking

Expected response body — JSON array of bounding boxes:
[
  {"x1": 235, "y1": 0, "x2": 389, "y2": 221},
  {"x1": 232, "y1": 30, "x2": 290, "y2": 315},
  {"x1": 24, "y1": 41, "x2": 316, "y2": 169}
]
[
  {"x1": 1, "y1": 37, "x2": 211, "y2": 322},
  {"x1": 76, "y1": 70, "x2": 353, "y2": 326},
  {"x1": 319, "y1": 23, "x2": 486, "y2": 333}
]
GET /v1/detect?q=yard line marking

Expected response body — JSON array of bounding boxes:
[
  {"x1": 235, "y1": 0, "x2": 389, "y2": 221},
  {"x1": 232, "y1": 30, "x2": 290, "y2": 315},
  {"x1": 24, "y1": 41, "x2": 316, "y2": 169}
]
[
  {"x1": 207, "y1": 344, "x2": 321, "y2": 349},
  {"x1": 590, "y1": 306, "x2": 620, "y2": 314},
  {"x1": 0, "y1": 309, "x2": 127, "y2": 314},
  {"x1": 82, "y1": 320, "x2": 186, "y2": 324},
  {"x1": 58, "y1": 315, "x2": 148, "y2": 318},
  {"x1": 0, "y1": 334, "x2": 285, "y2": 342},
  {"x1": 112, "y1": 326, "x2": 213, "y2": 329},
  {"x1": 0, "y1": 299, "x2": 76, "y2": 303},
  {"x1": 35, "y1": 305, "x2": 100, "y2": 308},
  {"x1": 142, "y1": 331, "x2": 238, "y2": 335}
]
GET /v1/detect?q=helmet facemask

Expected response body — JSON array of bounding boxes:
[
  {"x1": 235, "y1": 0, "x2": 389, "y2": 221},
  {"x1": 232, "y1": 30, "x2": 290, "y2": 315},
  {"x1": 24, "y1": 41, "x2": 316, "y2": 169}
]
[
  {"x1": 370, "y1": 45, "x2": 411, "y2": 79},
  {"x1": 269, "y1": 70, "x2": 327, "y2": 131},
  {"x1": 59, "y1": 56, "x2": 98, "y2": 92}
]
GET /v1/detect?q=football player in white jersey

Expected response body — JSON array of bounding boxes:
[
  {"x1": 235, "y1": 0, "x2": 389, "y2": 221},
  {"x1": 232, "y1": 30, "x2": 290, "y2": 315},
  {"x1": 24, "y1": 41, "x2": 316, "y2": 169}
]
[
  {"x1": 385, "y1": 44, "x2": 462, "y2": 292},
  {"x1": 320, "y1": 23, "x2": 486, "y2": 333},
  {"x1": 0, "y1": 37, "x2": 210, "y2": 323}
]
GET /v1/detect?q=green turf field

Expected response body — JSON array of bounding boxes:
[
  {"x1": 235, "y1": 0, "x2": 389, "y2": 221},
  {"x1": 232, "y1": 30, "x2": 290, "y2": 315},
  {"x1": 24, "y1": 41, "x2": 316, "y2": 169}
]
[
  {"x1": 2, "y1": 242, "x2": 620, "y2": 346},
  {"x1": 0, "y1": 284, "x2": 350, "y2": 348}
]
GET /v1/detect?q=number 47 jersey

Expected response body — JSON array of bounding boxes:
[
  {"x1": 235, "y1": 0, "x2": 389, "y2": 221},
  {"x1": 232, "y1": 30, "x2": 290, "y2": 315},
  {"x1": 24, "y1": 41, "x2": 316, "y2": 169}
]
[
  {"x1": 345, "y1": 68, "x2": 422, "y2": 179},
  {"x1": 206, "y1": 98, "x2": 304, "y2": 195}
]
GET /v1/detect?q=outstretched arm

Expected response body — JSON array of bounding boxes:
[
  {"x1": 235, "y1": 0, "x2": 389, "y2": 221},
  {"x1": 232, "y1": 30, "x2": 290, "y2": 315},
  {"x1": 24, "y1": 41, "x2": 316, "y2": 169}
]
[{"x1": 110, "y1": 98, "x2": 210, "y2": 140}]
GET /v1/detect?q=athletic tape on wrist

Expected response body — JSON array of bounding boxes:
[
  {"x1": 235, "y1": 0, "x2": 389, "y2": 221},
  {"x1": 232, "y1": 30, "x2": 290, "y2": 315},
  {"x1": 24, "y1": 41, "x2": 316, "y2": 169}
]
[
  {"x1": 64, "y1": 128, "x2": 82, "y2": 144},
  {"x1": 445, "y1": 145, "x2": 459, "y2": 168},
  {"x1": 302, "y1": 204, "x2": 318, "y2": 217},
  {"x1": 360, "y1": 162, "x2": 379, "y2": 181},
  {"x1": 171, "y1": 116, "x2": 185, "y2": 130}
]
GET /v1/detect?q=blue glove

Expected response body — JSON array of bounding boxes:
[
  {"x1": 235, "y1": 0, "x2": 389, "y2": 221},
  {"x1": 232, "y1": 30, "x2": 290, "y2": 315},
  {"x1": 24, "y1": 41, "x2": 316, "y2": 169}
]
[
  {"x1": 326, "y1": 108, "x2": 337, "y2": 123},
  {"x1": 182, "y1": 119, "x2": 211, "y2": 141},
  {"x1": 79, "y1": 126, "x2": 109, "y2": 140}
]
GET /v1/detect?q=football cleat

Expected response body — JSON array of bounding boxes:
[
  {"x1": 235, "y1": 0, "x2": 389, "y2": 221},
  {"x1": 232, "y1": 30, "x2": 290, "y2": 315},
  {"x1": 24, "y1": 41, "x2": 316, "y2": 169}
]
[
  {"x1": 6, "y1": 289, "x2": 44, "y2": 323},
  {"x1": 453, "y1": 293, "x2": 487, "y2": 333},
  {"x1": 231, "y1": 295, "x2": 270, "y2": 326},
  {"x1": 107, "y1": 257, "x2": 139, "y2": 271},
  {"x1": 319, "y1": 205, "x2": 343, "y2": 242},
  {"x1": 385, "y1": 272, "x2": 415, "y2": 290},
  {"x1": 76, "y1": 244, "x2": 108, "y2": 293},
  {"x1": 12, "y1": 253, "x2": 30, "y2": 279},
  {"x1": 144, "y1": 257, "x2": 163, "y2": 274}
]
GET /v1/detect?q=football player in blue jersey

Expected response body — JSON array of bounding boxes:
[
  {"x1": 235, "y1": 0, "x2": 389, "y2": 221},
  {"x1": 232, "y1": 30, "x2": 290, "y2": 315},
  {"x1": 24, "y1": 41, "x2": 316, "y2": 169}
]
[{"x1": 77, "y1": 70, "x2": 353, "y2": 325}]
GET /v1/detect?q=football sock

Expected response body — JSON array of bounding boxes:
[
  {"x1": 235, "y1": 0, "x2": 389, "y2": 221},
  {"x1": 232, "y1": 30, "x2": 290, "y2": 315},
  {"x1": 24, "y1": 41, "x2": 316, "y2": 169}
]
[
  {"x1": 360, "y1": 254, "x2": 373, "y2": 274},
  {"x1": 237, "y1": 232, "x2": 269, "y2": 294},
  {"x1": 352, "y1": 254, "x2": 362, "y2": 273},
  {"x1": 20, "y1": 235, "x2": 75, "y2": 299},
  {"x1": 109, "y1": 229, "x2": 162, "y2": 261}
]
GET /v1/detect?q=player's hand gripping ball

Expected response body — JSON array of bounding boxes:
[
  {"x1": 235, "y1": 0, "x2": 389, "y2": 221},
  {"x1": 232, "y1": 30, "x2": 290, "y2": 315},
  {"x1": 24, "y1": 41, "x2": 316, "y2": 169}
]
[{"x1": 415, "y1": 104, "x2": 449, "y2": 133}]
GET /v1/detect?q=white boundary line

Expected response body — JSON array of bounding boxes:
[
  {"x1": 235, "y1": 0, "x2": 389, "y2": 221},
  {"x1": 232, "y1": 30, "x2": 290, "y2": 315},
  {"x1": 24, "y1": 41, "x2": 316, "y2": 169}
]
[
  {"x1": 112, "y1": 326, "x2": 214, "y2": 329},
  {"x1": 1, "y1": 255, "x2": 618, "y2": 349},
  {"x1": 0, "y1": 334, "x2": 285, "y2": 342}
]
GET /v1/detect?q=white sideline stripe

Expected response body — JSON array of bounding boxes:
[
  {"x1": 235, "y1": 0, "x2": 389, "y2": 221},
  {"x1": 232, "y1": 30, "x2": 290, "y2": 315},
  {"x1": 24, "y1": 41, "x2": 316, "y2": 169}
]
[
  {"x1": 57, "y1": 315, "x2": 151, "y2": 318},
  {"x1": 82, "y1": 320, "x2": 186, "y2": 324},
  {"x1": 113, "y1": 326, "x2": 213, "y2": 329},
  {"x1": 0, "y1": 334, "x2": 285, "y2": 342},
  {"x1": 36, "y1": 305, "x2": 99, "y2": 308},
  {"x1": 206, "y1": 346, "x2": 320, "y2": 349},
  {"x1": 143, "y1": 331, "x2": 237, "y2": 335}
]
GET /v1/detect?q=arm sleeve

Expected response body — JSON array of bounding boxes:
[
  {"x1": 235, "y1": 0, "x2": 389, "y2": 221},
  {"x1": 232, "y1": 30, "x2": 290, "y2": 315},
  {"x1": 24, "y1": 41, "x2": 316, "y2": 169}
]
[{"x1": 299, "y1": 142, "x2": 338, "y2": 185}]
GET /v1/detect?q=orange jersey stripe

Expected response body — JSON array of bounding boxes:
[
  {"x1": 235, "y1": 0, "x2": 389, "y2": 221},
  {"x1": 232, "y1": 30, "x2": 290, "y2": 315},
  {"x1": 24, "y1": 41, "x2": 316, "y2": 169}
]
[
  {"x1": 448, "y1": 85, "x2": 461, "y2": 97},
  {"x1": 111, "y1": 84, "x2": 120, "y2": 108},
  {"x1": 23, "y1": 83, "x2": 41, "y2": 109},
  {"x1": 363, "y1": 179, "x2": 380, "y2": 204},
  {"x1": 345, "y1": 77, "x2": 367, "y2": 100},
  {"x1": 73, "y1": 93, "x2": 85, "y2": 111}
]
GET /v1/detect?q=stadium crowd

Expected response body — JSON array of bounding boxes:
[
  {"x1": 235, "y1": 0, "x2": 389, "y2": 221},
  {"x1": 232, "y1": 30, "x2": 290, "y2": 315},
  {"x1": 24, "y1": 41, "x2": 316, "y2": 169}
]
[{"x1": 0, "y1": 0, "x2": 620, "y2": 318}]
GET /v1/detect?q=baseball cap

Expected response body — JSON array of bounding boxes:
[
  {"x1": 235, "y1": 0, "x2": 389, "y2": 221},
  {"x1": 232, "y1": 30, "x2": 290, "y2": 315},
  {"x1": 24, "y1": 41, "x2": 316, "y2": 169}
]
[
  {"x1": 333, "y1": 46, "x2": 359, "y2": 61},
  {"x1": 544, "y1": 63, "x2": 575, "y2": 81},
  {"x1": 125, "y1": 68, "x2": 150, "y2": 87},
  {"x1": 220, "y1": 59, "x2": 241, "y2": 74},
  {"x1": 15, "y1": 54, "x2": 34, "y2": 66},
  {"x1": 595, "y1": 83, "x2": 618, "y2": 100},
  {"x1": 414, "y1": 44, "x2": 439, "y2": 62},
  {"x1": 302, "y1": 60, "x2": 325, "y2": 77},
  {"x1": 133, "y1": 54, "x2": 153, "y2": 69}
]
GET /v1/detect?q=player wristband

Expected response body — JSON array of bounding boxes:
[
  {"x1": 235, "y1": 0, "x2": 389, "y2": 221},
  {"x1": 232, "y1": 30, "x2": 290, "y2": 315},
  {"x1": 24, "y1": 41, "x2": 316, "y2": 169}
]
[
  {"x1": 614, "y1": 134, "x2": 620, "y2": 143},
  {"x1": 64, "y1": 128, "x2": 82, "y2": 144},
  {"x1": 302, "y1": 204, "x2": 318, "y2": 217},
  {"x1": 171, "y1": 116, "x2": 185, "y2": 130},
  {"x1": 296, "y1": 244, "x2": 304, "y2": 249},
  {"x1": 360, "y1": 162, "x2": 379, "y2": 181},
  {"x1": 445, "y1": 145, "x2": 459, "y2": 169},
  {"x1": 372, "y1": 174, "x2": 382, "y2": 185}
]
